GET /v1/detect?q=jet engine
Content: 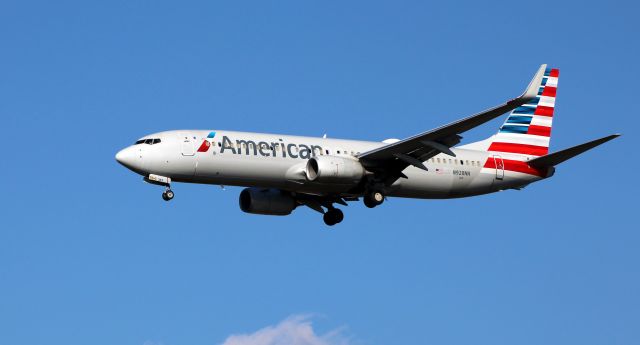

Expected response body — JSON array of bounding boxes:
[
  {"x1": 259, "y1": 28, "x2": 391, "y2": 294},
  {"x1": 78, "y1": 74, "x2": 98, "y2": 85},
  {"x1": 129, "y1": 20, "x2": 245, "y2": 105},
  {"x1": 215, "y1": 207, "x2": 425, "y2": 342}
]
[
  {"x1": 305, "y1": 156, "x2": 365, "y2": 184},
  {"x1": 239, "y1": 188, "x2": 297, "y2": 216}
]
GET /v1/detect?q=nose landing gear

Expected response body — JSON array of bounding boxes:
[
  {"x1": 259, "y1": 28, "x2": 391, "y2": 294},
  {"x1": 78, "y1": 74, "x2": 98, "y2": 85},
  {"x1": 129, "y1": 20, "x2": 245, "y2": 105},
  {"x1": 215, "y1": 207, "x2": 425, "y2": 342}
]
[
  {"x1": 144, "y1": 174, "x2": 175, "y2": 202},
  {"x1": 162, "y1": 188, "x2": 174, "y2": 201}
]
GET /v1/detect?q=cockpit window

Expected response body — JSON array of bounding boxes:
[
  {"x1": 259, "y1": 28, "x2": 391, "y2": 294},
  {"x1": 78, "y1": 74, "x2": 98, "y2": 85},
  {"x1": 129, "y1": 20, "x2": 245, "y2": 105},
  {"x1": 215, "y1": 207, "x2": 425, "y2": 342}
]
[{"x1": 134, "y1": 138, "x2": 162, "y2": 145}]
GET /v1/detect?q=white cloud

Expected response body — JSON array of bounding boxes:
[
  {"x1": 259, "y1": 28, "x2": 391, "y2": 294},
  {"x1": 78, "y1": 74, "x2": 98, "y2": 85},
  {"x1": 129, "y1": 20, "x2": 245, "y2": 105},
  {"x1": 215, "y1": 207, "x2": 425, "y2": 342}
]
[{"x1": 220, "y1": 315, "x2": 354, "y2": 345}]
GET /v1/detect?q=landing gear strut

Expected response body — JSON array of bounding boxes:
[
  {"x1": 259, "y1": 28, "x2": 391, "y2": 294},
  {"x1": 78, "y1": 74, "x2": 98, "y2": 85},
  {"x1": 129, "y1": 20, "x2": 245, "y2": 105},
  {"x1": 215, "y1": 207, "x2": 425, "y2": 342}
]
[
  {"x1": 162, "y1": 187, "x2": 174, "y2": 201},
  {"x1": 363, "y1": 189, "x2": 384, "y2": 208},
  {"x1": 323, "y1": 208, "x2": 344, "y2": 226}
]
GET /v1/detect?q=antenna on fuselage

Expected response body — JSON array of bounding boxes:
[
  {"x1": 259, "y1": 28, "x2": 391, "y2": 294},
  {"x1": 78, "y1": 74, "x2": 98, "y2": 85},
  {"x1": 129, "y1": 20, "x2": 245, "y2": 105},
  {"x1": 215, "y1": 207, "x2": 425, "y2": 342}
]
[{"x1": 322, "y1": 133, "x2": 327, "y2": 138}]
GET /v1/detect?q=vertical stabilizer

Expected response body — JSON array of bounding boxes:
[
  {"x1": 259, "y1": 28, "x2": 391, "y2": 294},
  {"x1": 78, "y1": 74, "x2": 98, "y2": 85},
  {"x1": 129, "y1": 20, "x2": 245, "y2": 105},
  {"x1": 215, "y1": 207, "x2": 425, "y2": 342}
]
[{"x1": 486, "y1": 66, "x2": 559, "y2": 158}]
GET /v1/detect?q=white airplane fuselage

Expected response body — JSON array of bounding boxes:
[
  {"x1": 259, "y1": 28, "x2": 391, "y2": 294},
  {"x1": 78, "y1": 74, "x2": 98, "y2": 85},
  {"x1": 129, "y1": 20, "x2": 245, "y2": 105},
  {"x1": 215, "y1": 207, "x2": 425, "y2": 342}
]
[
  {"x1": 115, "y1": 65, "x2": 617, "y2": 225},
  {"x1": 116, "y1": 129, "x2": 544, "y2": 199}
]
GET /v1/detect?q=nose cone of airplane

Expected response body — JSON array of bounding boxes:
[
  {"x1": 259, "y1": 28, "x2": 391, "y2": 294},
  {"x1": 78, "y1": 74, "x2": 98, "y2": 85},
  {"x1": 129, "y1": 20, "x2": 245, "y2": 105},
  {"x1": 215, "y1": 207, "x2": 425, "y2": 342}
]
[{"x1": 115, "y1": 146, "x2": 143, "y2": 173}]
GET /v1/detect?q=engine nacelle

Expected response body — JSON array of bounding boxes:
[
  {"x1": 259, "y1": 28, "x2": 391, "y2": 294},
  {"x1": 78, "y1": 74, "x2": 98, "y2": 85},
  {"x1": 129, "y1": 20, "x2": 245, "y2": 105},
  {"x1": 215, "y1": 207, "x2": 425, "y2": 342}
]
[
  {"x1": 239, "y1": 188, "x2": 297, "y2": 216},
  {"x1": 305, "y1": 156, "x2": 365, "y2": 184}
]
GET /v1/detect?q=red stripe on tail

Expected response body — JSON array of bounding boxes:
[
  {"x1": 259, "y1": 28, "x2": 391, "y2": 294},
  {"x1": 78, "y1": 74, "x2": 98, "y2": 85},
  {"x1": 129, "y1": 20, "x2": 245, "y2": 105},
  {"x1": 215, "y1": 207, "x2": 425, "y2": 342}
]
[
  {"x1": 527, "y1": 125, "x2": 552, "y2": 137},
  {"x1": 534, "y1": 106, "x2": 554, "y2": 117},
  {"x1": 542, "y1": 86, "x2": 557, "y2": 97}
]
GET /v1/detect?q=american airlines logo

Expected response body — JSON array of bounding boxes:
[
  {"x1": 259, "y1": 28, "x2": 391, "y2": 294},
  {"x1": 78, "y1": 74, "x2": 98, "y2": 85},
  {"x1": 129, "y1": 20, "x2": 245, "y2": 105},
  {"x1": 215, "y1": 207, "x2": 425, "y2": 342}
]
[{"x1": 198, "y1": 132, "x2": 324, "y2": 159}]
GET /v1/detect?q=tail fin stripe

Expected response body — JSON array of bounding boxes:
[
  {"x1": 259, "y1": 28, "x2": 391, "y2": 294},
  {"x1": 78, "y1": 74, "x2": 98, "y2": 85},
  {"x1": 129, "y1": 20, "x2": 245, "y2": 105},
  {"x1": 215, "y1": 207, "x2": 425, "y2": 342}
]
[
  {"x1": 527, "y1": 125, "x2": 552, "y2": 137},
  {"x1": 487, "y1": 142, "x2": 548, "y2": 156},
  {"x1": 530, "y1": 116, "x2": 552, "y2": 127},
  {"x1": 506, "y1": 116, "x2": 533, "y2": 124},
  {"x1": 525, "y1": 98, "x2": 540, "y2": 106},
  {"x1": 534, "y1": 106, "x2": 554, "y2": 116},
  {"x1": 542, "y1": 86, "x2": 557, "y2": 97},
  {"x1": 538, "y1": 96, "x2": 556, "y2": 107},
  {"x1": 512, "y1": 106, "x2": 536, "y2": 115},
  {"x1": 499, "y1": 125, "x2": 529, "y2": 134},
  {"x1": 495, "y1": 133, "x2": 550, "y2": 146}
]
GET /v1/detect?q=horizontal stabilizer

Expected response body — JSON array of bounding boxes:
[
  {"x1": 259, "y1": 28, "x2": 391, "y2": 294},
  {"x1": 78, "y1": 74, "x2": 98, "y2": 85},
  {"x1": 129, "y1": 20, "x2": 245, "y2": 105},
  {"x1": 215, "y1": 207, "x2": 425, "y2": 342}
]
[{"x1": 528, "y1": 134, "x2": 620, "y2": 168}]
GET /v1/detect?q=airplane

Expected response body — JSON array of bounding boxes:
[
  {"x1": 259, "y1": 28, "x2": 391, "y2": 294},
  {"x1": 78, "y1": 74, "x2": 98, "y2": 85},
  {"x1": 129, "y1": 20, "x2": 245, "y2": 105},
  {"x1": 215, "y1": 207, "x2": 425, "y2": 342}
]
[{"x1": 115, "y1": 64, "x2": 619, "y2": 226}]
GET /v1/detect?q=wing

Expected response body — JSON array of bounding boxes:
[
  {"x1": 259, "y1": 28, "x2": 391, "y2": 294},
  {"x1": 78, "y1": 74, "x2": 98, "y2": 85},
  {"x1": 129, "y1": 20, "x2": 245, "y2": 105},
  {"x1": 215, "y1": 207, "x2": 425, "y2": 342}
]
[{"x1": 358, "y1": 64, "x2": 548, "y2": 181}]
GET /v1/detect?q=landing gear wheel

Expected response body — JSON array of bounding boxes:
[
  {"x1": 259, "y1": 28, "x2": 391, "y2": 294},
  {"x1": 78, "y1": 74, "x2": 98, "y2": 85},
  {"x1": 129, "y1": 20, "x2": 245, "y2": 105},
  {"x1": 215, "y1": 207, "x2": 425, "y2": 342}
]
[
  {"x1": 364, "y1": 190, "x2": 384, "y2": 208},
  {"x1": 323, "y1": 208, "x2": 344, "y2": 226},
  {"x1": 333, "y1": 209, "x2": 344, "y2": 223},
  {"x1": 162, "y1": 189, "x2": 174, "y2": 201},
  {"x1": 363, "y1": 197, "x2": 377, "y2": 208}
]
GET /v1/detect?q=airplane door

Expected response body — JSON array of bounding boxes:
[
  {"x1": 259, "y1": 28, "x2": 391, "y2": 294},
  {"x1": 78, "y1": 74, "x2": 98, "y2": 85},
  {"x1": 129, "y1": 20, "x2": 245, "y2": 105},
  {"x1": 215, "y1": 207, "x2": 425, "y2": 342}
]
[
  {"x1": 181, "y1": 139, "x2": 195, "y2": 156},
  {"x1": 176, "y1": 135, "x2": 197, "y2": 177},
  {"x1": 493, "y1": 155, "x2": 504, "y2": 180}
]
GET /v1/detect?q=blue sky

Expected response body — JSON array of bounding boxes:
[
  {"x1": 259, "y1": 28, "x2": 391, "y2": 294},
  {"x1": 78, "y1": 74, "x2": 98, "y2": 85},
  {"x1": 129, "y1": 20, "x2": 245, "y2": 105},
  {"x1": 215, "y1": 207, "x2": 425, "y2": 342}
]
[{"x1": 1, "y1": 1, "x2": 638, "y2": 344}]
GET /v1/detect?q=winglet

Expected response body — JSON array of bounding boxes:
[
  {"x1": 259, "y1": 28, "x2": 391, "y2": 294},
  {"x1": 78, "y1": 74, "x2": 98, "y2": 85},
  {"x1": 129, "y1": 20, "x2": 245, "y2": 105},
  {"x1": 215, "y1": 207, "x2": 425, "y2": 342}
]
[{"x1": 520, "y1": 64, "x2": 547, "y2": 101}]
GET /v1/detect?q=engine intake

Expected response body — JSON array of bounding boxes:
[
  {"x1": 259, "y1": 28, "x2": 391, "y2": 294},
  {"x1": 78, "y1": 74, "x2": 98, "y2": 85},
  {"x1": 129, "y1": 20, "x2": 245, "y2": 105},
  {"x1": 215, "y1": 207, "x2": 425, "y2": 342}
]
[
  {"x1": 305, "y1": 156, "x2": 365, "y2": 184},
  {"x1": 239, "y1": 188, "x2": 297, "y2": 216}
]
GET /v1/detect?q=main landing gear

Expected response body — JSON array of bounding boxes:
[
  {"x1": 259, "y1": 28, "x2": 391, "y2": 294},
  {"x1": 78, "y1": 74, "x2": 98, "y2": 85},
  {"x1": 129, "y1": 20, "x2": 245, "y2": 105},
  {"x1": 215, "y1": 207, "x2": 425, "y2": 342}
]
[
  {"x1": 323, "y1": 207, "x2": 344, "y2": 226},
  {"x1": 363, "y1": 189, "x2": 384, "y2": 208},
  {"x1": 162, "y1": 187, "x2": 174, "y2": 201}
]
